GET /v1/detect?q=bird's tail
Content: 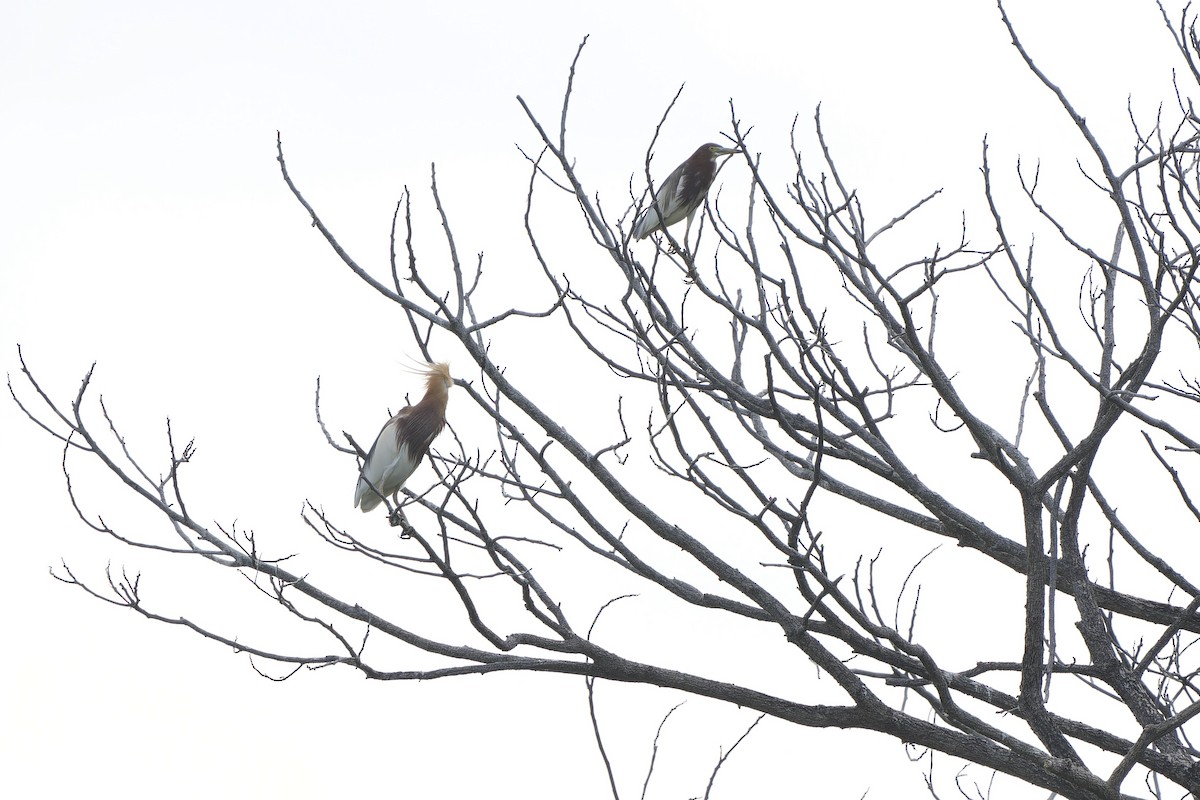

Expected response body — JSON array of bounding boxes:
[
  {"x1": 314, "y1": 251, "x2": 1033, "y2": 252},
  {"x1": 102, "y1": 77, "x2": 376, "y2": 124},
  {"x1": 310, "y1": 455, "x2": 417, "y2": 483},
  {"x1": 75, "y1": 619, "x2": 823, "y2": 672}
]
[
  {"x1": 632, "y1": 208, "x2": 662, "y2": 239},
  {"x1": 354, "y1": 478, "x2": 383, "y2": 512}
]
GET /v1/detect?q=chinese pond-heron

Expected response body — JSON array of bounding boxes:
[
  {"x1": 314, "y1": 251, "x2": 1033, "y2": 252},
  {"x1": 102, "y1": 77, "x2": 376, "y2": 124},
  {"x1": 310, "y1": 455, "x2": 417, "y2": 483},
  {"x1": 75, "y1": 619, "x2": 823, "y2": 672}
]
[
  {"x1": 632, "y1": 143, "x2": 740, "y2": 248},
  {"x1": 354, "y1": 362, "x2": 452, "y2": 513}
]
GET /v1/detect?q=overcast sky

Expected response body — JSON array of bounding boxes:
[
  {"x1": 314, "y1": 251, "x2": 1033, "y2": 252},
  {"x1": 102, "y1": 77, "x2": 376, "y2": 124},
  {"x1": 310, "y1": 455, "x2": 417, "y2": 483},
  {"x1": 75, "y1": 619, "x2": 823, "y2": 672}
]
[{"x1": 0, "y1": 1, "x2": 1185, "y2": 797}]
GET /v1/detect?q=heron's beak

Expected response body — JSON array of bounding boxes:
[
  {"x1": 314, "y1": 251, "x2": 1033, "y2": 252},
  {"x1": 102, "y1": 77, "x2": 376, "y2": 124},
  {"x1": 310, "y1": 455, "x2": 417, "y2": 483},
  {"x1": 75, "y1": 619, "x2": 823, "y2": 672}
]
[{"x1": 718, "y1": 146, "x2": 740, "y2": 156}]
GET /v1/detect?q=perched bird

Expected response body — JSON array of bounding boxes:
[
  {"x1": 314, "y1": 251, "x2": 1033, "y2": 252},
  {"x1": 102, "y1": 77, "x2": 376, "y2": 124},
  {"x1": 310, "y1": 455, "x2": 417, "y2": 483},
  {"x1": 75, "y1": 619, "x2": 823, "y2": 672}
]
[
  {"x1": 632, "y1": 143, "x2": 740, "y2": 247},
  {"x1": 354, "y1": 362, "x2": 453, "y2": 513}
]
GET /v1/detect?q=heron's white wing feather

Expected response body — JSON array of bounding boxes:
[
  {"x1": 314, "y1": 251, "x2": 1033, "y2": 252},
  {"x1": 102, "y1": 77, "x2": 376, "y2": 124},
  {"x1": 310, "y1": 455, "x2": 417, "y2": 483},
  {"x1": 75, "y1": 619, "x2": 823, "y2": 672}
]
[
  {"x1": 633, "y1": 166, "x2": 687, "y2": 239},
  {"x1": 354, "y1": 412, "x2": 420, "y2": 511},
  {"x1": 633, "y1": 177, "x2": 673, "y2": 239}
]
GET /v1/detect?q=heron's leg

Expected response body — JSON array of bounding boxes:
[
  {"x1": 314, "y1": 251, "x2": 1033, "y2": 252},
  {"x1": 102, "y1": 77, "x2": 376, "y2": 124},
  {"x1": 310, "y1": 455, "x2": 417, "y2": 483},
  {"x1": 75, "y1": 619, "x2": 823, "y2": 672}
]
[{"x1": 681, "y1": 216, "x2": 698, "y2": 280}]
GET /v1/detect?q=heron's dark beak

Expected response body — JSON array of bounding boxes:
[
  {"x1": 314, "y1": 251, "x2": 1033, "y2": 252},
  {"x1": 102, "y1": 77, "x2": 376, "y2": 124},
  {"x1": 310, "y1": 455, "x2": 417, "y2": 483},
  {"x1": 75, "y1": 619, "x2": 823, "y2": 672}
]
[{"x1": 718, "y1": 146, "x2": 740, "y2": 156}]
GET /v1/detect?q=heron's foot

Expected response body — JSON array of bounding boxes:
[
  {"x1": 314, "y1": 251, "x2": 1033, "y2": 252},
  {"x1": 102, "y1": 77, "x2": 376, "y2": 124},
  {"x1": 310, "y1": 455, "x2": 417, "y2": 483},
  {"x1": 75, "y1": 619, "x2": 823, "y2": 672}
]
[{"x1": 388, "y1": 507, "x2": 412, "y2": 535}]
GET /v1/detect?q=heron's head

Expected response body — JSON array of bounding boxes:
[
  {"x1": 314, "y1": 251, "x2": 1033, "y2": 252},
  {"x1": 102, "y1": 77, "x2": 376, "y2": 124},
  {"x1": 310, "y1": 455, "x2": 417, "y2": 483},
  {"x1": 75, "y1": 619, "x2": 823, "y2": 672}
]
[
  {"x1": 704, "y1": 143, "x2": 739, "y2": 159},
  {"x1": 403, "y1": 360, "x2": 453, "y2": 401},
  {"x1": 422, "y1": 362, "x2": 453, "y2": 392}
]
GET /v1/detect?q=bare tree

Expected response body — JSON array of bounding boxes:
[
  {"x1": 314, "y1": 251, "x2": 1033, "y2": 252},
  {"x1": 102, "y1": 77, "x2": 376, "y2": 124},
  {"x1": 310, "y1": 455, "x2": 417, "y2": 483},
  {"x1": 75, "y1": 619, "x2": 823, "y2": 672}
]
[{"x1": 13, "y1": 5, "x2": 1200, "y2": 798}]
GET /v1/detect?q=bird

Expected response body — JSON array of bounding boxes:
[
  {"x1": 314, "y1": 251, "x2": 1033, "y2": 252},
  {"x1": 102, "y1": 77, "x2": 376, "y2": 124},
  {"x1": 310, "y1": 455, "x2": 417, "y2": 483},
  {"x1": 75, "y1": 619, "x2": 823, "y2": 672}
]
[
  {"x1": 632, "y1": 143, "x2": 740, "y2": 248},
  {"x1": 354, "y1": 362, "x2": 453, "y2": 513}
]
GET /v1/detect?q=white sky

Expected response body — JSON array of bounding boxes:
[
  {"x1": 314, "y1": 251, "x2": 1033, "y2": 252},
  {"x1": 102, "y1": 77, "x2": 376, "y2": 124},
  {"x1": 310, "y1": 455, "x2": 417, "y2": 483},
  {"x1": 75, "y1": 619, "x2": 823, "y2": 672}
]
[{"x1": 0, "y1": 1, "x2": 1188, "y2": 797}]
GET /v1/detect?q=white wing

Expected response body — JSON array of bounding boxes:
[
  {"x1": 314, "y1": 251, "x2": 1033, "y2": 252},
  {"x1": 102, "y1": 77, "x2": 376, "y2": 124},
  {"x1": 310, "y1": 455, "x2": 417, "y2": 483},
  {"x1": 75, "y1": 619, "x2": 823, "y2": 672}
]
[
  {"x1": 354, "y1": 414, "x2": 420, "y2": 512},
  {"x1": 633, "y1": 165, "x2": 688, "y2": 239},
  {"x1": 632, "y1": 205, "x2": 663, "y2": 239}
]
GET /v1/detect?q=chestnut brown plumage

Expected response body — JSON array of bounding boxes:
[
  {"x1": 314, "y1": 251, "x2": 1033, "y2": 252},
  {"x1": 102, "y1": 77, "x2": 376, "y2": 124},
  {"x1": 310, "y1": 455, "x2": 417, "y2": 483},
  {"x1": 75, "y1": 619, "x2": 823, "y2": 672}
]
[
  {"x1": 354, "y1": 362, "x2": 452, "y2": 513},
  {"x1": 632, "y1": 143, "x2": 739, "y2": 247}
]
